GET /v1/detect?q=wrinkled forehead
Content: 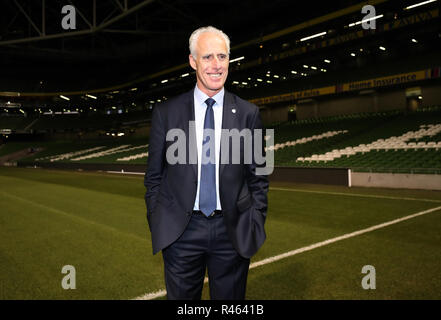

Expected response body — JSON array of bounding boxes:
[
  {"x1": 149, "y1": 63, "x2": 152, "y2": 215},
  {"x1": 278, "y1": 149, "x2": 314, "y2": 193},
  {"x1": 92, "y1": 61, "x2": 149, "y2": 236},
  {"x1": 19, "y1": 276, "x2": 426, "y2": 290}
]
[{"x1": 196, "y1": 32, "x2": 228, "y2": 55}]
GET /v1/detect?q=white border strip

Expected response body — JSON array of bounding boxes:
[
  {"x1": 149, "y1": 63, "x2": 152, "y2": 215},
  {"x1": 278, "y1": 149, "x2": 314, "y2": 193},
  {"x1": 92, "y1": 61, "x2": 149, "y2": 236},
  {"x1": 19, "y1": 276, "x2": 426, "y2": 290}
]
[{"x1": 132, "y1": 205, "x2": 441, "y2": 300}]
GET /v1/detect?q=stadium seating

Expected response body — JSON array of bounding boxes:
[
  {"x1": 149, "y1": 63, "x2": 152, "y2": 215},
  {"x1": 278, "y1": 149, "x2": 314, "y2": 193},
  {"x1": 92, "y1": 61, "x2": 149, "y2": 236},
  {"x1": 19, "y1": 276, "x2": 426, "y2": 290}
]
[
  {"x1": 0, "y1": 111, "x2": 150, "y2": 132},
  {"x1": 271, "y1": 106, "x2": 441, "y2": 173},
  {"x1": 0, "y1": 116, "x2": 35, "y2": 130},
  {"x1": 7, "y1": 106, "x2": 441, "y2": 173}
]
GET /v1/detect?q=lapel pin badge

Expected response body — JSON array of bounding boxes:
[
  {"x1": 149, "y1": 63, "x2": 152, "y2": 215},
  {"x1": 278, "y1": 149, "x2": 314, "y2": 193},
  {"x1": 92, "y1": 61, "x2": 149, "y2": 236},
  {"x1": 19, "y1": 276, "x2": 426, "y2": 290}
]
[{"x1": 232, "y1": 108, "x2": 236, "y2": 114}]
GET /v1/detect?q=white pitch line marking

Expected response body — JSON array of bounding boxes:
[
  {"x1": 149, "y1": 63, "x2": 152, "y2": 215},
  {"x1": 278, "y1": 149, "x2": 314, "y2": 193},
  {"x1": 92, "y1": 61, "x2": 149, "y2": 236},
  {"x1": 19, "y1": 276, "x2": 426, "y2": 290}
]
[
  {"x1": 132, "y1": 205, "x2": 441, "y2": 300},
  {"x1": 249, "y1": 205, "x2": 441, "y2": 268},
  {"x1": 132, "y1": 289, "x2": 167, "y2": 300},
  {"x1": 106, "y1": 171, "x2": 145, "y2": 175},
  {"x1": 270, "y1": 187, "x2": 441, "y2": 203}
]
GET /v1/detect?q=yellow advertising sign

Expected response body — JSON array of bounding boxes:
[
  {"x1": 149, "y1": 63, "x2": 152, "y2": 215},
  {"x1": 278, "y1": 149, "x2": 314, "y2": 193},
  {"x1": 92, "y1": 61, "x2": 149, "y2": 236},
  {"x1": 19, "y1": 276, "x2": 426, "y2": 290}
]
[
  {"x1": 250, "y1": 69, "x2": 435, "y2": 106},
  {"x1": 250, "y1": 86, "x2": 335, "y2": 105},
  {"x1": 341, "y1": 70, "x2": 427, "y2": 92}
]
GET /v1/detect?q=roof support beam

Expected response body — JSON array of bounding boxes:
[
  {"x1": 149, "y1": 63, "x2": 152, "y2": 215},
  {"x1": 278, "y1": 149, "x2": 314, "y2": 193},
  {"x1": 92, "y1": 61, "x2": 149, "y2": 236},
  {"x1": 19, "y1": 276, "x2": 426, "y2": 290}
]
[
  {"x1": 102, "y1": 28, "x2": 186, "y2": 36},
  {"x1": 93, "y1": 0, "x2": 96, "y2": 28},
  {"x1": 42, "y1": 0, "x2": 45, "y2": 35},
  {"x1": 113, "y1": 0, "x2": 125, "y2": 12},
  {"x1": 98, "y1": 0, "x2": 154, "y2": 29},
  {"x1": 157, "y1": 0, "x2": 200, "y2": 24},
  {"x1": 68, "y1": 0, "x2": 92, "y2": 28},
  {"x1": 13, "y1": 0, "x2": 42, "y2": 36},
  {"x1": 0, "y1": 0, "x2": 156, "y2": 46}
]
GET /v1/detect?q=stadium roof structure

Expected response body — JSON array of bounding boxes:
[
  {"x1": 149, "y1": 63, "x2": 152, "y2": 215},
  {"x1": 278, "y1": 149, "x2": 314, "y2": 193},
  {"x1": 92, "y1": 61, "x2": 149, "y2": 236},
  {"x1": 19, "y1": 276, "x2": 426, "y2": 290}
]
[{"x1": 0, "y1": 0, "x2": 440, "y2": 113}]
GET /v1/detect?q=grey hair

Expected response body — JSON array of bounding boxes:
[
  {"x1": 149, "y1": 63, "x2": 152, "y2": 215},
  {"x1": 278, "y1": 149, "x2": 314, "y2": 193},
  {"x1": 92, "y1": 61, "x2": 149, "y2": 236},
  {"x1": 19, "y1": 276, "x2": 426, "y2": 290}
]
[{"x1": 189, "y1": 26, "x2": 230, "y2": 58}]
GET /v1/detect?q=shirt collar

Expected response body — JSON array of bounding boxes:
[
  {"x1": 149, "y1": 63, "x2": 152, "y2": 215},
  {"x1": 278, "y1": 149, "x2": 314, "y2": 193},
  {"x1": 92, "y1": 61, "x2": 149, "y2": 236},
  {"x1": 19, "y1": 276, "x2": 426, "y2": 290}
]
[{"x1": 194, "y1": 85, "x2": 224, "y2": 108}]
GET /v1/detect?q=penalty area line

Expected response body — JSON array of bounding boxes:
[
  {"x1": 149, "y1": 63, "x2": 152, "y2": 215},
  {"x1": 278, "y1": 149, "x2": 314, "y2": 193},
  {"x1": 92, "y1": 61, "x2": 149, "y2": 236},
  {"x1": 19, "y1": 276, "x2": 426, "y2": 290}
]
[{"x1": 132, "y1": 205, "x2": 441, "y2": 300}]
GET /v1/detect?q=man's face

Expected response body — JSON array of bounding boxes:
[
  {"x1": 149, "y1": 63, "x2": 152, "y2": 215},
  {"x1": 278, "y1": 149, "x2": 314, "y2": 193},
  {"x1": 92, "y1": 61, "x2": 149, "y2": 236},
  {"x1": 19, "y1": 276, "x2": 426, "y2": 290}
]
[{"x1": 189, "y1": 32, "x2": 229, "y2": 97}]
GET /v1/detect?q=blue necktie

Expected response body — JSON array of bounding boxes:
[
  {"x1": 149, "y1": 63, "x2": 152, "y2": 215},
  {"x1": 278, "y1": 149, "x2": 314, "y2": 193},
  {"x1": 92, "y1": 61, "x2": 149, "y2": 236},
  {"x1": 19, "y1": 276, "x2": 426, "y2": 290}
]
[{"x1": 199, "y1": 98, "x2": 217, "y2": 217}]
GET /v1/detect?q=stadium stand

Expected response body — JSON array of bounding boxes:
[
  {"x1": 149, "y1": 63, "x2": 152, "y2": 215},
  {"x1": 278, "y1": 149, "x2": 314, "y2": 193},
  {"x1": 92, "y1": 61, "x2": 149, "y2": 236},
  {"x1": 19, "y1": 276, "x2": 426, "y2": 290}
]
[
  {"x1": 0, "y1": 0, "x2": 440, "y2": 180},
  {"x1": 0, "y1": 115, "x2": 35, "y2": 131},
  {"x1": 0, "y1": 112, "x2": 150, "y2": 133},
  {"x1": 6, "y1": 106, "x2": 439, "y2": 174},
  {"x1": 273, "y1": 106, "x2": 441, "y2": 173}
]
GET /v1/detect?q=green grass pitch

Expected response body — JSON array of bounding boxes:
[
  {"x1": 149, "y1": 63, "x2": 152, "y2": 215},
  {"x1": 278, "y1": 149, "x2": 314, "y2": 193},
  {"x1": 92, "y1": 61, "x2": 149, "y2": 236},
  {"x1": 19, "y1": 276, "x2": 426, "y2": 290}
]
[{"x1": 0, "y1": 167, "x2": 440, "y2": 299}]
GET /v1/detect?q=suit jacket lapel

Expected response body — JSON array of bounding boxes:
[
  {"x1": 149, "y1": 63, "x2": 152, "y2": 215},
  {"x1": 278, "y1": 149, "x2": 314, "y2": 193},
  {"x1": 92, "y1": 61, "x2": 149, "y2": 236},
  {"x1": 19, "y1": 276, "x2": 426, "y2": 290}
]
[
  {"x1": 220, "y1": 90, "x2": 236, "y2": 179},
  {"x1": 182, "y1": 88, "x2": 197, "y2": 179}
]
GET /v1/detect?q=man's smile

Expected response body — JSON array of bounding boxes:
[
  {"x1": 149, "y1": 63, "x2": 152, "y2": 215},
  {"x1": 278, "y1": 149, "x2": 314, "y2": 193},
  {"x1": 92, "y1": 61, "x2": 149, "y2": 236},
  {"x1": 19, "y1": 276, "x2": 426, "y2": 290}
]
[{"x1": 207, "y1": 72, "x2": 222, "y2": 78}]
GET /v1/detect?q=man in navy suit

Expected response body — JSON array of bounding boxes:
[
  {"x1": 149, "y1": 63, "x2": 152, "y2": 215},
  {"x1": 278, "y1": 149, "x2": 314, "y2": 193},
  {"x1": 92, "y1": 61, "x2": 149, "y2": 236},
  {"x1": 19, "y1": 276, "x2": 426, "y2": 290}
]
[{"x1": 144, "y1": 26, "x2": 269, "y2": 300}]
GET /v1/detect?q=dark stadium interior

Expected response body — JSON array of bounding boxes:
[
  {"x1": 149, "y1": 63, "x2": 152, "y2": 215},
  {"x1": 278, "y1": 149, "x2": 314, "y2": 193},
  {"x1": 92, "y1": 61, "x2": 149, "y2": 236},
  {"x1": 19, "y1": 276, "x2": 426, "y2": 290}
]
[
  {"x1": 0, "y1": 0, "x2": 364, "y2": 91},
  {"x1": 1, "y1": 0, "x2": 440, "y2": 115},
  {"x1": 1, "y1": 0, "x2": 441, "y2": 302},
  {"x1": 0, "y1": 0, "x2": 440, "y2": 174}
]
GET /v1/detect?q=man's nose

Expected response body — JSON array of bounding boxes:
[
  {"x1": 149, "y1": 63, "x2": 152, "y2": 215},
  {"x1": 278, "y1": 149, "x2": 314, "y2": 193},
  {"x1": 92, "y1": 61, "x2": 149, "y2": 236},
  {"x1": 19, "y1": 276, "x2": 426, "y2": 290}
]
[{"x1": 211, "y1": 56, "x2": 221, "y2": 68}]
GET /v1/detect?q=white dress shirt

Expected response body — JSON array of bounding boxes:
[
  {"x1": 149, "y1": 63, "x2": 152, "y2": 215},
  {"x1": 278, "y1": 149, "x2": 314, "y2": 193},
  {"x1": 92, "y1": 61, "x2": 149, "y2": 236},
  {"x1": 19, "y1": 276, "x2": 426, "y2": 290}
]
[{"x1": 193, "y1": 85, "x2": 224, "y2": 211}]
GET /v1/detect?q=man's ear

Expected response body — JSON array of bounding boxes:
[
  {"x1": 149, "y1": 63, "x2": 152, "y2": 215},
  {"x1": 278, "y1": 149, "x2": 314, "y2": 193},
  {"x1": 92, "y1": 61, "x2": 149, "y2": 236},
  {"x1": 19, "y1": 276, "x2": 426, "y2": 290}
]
[{"x1": 189, "y1": 54, "x2": 197, "y2": 70}]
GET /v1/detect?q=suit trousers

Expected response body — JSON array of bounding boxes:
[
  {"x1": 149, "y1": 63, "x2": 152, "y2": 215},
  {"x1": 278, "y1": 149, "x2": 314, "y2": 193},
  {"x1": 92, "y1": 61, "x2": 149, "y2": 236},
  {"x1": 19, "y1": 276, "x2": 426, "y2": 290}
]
[{"x1": 162, "y1": 213, "x2": 250, "y2": 300}]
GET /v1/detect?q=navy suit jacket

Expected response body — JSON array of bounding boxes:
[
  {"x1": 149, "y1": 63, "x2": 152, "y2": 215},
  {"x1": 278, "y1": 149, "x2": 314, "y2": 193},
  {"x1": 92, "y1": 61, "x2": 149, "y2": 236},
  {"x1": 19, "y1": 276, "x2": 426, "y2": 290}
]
[{"x1": 144, "y1": 88, "x2": 269, "y2": 259}]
